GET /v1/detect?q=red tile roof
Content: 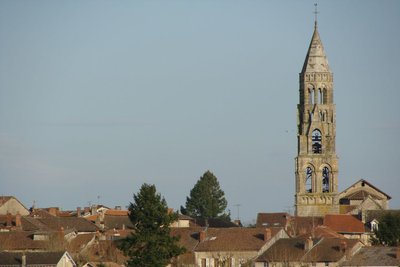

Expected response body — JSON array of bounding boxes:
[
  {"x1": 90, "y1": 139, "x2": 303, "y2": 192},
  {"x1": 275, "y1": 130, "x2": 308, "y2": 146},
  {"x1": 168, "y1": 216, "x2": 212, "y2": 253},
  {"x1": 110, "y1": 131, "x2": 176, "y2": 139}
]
[
  {"x1": 256, "y1": 213, "x2": 290, "y2": 228},
  {"x1": 257, "y1": 237, "x2": 361, "y2": 263},
  {"x1": 298, "y1": 225, "x2": 345, "y2": 239},
  {"x1": 0, "y1": 251, "x2": 68, "y2": 265},
  {"x1": 303, "y1": 238, "x2": 361, "y2": 262},
  {"x1": 105, "y1": 210, "x2": 129, "y2": 216},
  {"x1": 0, "y1": 231, "x2": 47, "y2": 250},
  {"x1": 256, "y1": 237, "x2": 310, "y2": 262},
  {"x1": 67, "y1": 233, "x2": 96, "y2": 253},
  {"x1": 343, "y1": 246, "x2": 400, "y2": 266},
  {"x1": 288, "y1": 216, "x2": 324, "y2": 236},
  {"x1": 323, "y1": 215, "x2": 365, "y2": 233},
  {"x1": 195, "y1": 227, "x2": 282, "y2": 252}
]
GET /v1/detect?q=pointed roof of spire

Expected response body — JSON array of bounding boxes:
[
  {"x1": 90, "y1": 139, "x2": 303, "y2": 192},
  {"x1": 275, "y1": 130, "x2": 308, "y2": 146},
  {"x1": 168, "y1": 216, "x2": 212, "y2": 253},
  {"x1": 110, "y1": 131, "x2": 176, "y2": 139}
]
[{"x1": 301, "y1": 24, "x2": 331, "y2": 74}]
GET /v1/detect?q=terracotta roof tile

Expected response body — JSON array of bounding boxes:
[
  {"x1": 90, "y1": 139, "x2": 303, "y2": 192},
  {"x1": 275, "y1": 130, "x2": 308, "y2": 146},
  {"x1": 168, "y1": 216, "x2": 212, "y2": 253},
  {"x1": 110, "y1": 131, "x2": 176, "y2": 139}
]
[
  {"x1": 0, "y1": 231, "x2": 47, "y2": 250},
  {"x1": 23, "y1": 216, "x2": 99, "y2": 232},
  {"x1": 288, "y1": 216, "x2": 324, "y2": 236},
  {"x1": 256, "y1": 213, "x2": 290, "y2": 228},
  {"x1": 298, "y1": 225, "x2": 345, "y2": 239},
  {"x1": 257, "y1": 237, "x2": 361, "y2": 263},
  {"x1": 104, "y1": 215, "x2": 133, "y2": 230},
  {"x1": 67, "y1": 233, "x2": 96, "y2": 253},
  {"x1": 343, "y1": 246, "x2": 400, "y2": 266},
  {"x1": 104, "y1": 210, "x2": 129, "y2": 216},
  {"x1": 192, "y1": 218, "x2": 239, "y2": 228},
  {"x1": 195, "y1": 227, "x2": 282, "y2": 252},
  {"x1": 0, "y1": 251, "x2": 67, "y2": 265},
  {"x1": 304, "y1": 238, "x2": 361, "y2": 262},
  {"x1": 85, "y1": 262, "x2": 122, "y2": 267},
  {"x1": 170, "y1": 227, "x2": 200, "y2": 252},
  {"x1": 323, "y1": 215, "x2": 365, "y2": 233},
  {"x1": 256, "y1": 237, "x2": 310, "y2": 262}
]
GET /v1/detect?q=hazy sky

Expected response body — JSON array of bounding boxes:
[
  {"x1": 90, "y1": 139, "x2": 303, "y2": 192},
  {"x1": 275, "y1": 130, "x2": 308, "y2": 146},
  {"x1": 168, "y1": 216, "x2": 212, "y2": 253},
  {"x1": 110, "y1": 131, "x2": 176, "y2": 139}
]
[{"x1": 1, "y1": 1, "x2": 399, "y2": 224}]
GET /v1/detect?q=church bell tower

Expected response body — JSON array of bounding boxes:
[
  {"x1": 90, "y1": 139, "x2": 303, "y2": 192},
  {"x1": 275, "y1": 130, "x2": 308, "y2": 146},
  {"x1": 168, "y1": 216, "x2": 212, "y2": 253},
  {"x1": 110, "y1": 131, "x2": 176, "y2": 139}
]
[{"x1": 295, "y1": 20, "x2": 339, "y2": 216}]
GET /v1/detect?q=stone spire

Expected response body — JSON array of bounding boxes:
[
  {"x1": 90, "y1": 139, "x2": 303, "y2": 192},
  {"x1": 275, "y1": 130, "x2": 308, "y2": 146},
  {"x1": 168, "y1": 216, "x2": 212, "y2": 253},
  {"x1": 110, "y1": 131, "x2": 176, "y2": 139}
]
[
  {"x1": 295, "y1": 21, "x2": 339, "y2": 217},
  {"x1": 301, "y1": 26, "x2": 331, "y2": 73}
]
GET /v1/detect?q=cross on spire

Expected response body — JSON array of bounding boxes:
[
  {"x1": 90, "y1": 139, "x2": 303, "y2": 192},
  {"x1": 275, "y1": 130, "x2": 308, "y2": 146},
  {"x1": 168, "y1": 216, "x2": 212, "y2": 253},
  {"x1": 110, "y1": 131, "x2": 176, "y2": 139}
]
[{"x1": 314, "y1": 3, "x2": 319, "y2": 29}]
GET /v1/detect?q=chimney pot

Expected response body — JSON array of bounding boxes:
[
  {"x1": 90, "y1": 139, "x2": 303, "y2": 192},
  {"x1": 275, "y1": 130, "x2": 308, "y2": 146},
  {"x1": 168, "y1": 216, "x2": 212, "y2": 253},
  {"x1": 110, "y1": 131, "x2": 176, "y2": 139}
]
[
  {"x1": 22, "y1": 254, "x2": 26, "y2": 267},
  {"x1": 305, "y1": 237, "x2": 313, "y2": 251},
  {"x1": 15, "y1": 212, "x2": 21, "y2": 228},
  {"x1": 6, "y1": 213, "x2": 12, "y2": 227},
  {"x1": 48, "y1": 207, "x2": 58, "y2": 216},
  {"x1": 77, "y1": 207, "x2": 81, "y2": 217},
  {"x1": 264, "y1": 228, "x2": 272, "y2": 241},
  {"x1": 84, "y1": 207, "x2": 90, "y2": 214},
  {"x1": 199, "y1": 230, "x2": 206, "y2": 242},
  {"x1": 340, "y1": 241, "x2": 347, "y2": 252}
]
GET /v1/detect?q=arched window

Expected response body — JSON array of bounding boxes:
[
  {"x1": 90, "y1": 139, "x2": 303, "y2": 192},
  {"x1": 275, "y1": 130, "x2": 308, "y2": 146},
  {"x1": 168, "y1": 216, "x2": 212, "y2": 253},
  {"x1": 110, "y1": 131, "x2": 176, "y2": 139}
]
[
  {"x1": 322, "y1": 167, "x2": 330, "y2": 192},
  {"x1": 312, "y1": 129, "x2": 322, "y2": 154},
  {"x1": 323, "y1": 88, "x2": 328, "y2": 104},
  {"x1": 318, "y1": 88, "x2": 322, "y2": 104},
  {"x1": 306, "y1": 167, "x2": 313, "y2": 193},
  {"x1": 309, "y1": 89, "x2": 314, "y2": 104}
]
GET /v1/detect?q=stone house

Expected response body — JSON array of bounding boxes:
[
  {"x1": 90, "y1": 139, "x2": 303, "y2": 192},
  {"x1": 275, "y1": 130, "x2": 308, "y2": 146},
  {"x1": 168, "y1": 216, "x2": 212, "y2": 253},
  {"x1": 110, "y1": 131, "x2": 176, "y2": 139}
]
[
  {"x1": 338, "y1": 179, "x2": 391, "y2": 216},
  {"x1": 0, "y1": 196, "x2": 29, "y2": 216}
]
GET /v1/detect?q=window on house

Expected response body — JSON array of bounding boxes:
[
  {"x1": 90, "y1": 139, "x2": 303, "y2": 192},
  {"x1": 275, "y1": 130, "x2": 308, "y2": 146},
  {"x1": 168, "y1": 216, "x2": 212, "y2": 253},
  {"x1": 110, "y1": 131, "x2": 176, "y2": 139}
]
[
  {"x1": 312, "y1": 129, "x2": 322, "y2": 153},
  {"x1": 322, "y1": 167, "x2": 330, "y2": 193}
]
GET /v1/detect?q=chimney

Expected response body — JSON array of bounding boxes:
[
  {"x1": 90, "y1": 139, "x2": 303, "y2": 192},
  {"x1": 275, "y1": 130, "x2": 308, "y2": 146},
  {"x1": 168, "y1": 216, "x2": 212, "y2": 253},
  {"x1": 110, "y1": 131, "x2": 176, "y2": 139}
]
[
  {"x1": 15, "y1": 212, "x2": 22, "y2": 228},
  {"x1": 199, "y1": 230, "x2": 206, "y2": 242},
  {"x1": 91, "y1": 205, "x2": 97, "y2": 215},
  {"x1": 304, "y1": 237, "x2": 313, "y2": 251},
  {"x1": 340, "y1": 240, "x2": 351, "y2": 259},
  {"x1": 115, "y1": 206, "x2": 121, "y2": 210},
  {"x1": 340, "y1": 241, "x2": 347, "y2": 252},
  {"x1": 6, "y1": 213, "x2": 12, "y2": 227},
  {"x1": 77, "y1": 207, "x2": 81, "y2": 217},
  {"x1": 48, "y1": 207, "x2": 58, "y2": 216},
  {"x1": 264, "y1": 228, "x2": 272, "y2": 241},
  {"x1": 84, "y1": 207, "x2": 90, "y2": 215},
  {"x1": 22, "y1": 254, "x2": 26, "y2": 267},
  {"x1": 233, "y1": 220, "x2": 242, "y2": 226}
]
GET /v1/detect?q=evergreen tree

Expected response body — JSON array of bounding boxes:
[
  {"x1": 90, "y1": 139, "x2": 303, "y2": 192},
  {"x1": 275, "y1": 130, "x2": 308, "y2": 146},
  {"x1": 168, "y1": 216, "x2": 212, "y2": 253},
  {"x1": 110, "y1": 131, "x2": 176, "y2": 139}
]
[
  {"x1": 372, "y1": 212, "x2": 400, "y2": 246},
  {"x1": 119, "y1": 183, "x2": 185, "y2": 267},
  {"x1": 181, "y1": 170, "x2": 230, "y2": 220}
]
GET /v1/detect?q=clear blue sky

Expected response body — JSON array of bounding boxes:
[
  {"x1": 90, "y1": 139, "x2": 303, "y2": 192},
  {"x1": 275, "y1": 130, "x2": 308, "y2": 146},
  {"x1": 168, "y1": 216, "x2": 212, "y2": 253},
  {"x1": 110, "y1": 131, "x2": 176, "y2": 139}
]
[{"x1": 1, "y1": 1, "x2": 399, "y2": 224}]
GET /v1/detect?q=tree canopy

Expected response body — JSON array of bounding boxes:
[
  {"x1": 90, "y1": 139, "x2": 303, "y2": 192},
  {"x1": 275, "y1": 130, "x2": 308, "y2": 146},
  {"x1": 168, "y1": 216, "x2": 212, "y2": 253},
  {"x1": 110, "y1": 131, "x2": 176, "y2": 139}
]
[
  {"x1": 119, "y1": 183, "x2": 185, "y2": 267},
  {"x1": 371, "y1": 212, "x2": 400, "y2": 246},
  {"x1": 181, "y1": 170, "x2": 230, "y2": 220}
]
